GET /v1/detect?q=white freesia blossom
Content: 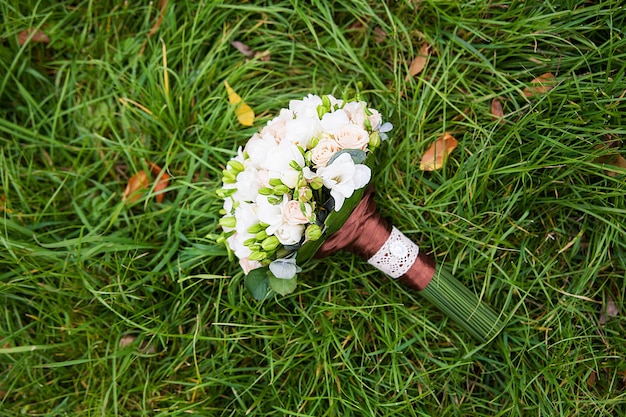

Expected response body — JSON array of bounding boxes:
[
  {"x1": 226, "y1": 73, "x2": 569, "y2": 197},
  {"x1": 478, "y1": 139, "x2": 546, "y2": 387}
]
[
  {"x1": 269, "y1": 258, "x2": 302, "y2": 279},
  {"x1": 320, "y1": 109, "x2": 350, "y2": 132},
  {"x1": 261, "y1": 141, "x2": 305, "y2": 188},
  {"x1": 315, "y1": 153, "x2": 371, "y2": 211},
  {"x1": 289, "y1": 94, "x2": 323, "y2": 118},
  {"x1": 342, "y1": 101, "x2": 366, "y2": 127},
  {"x1": 232, "y1": 165, "x2": 262, "y2": 202},
  {"x1": 256, "y1": 195, "x2": 286, "y2": 235}
]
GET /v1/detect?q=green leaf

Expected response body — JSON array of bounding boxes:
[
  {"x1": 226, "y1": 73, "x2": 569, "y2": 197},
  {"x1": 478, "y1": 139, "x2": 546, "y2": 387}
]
[
  {"x1": 327, "y1": 149, "x2": 367, "y2": 165},
  {"x1": 269, "y1": 274, "x2": 298, "y2": 296},
  {"x1": 245, "y1": 268, "x2": 270, "y2": 300}
]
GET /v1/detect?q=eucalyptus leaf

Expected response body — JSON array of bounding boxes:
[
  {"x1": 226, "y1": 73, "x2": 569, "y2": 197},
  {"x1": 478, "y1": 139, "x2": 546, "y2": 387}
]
[
  {"x1": 269, "y1": 274, "x2": 298, "y2": 295},
  {"x1": 245, "y1": 268, "x2": 270, "y2": 300},
  {"x1": 327, "y1": 149, "x2": 367, "y2": 165}
]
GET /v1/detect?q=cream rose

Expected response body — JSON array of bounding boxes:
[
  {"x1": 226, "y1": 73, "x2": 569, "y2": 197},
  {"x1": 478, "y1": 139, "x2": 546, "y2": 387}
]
[
  {"x1": 283, "y1": 200, "x2": 312, "y2": 225},
  {"x1": 310, "y1": 137, "x2": 340, "y2": 168},
  {"x1": 275, "y1": 223, "x2": 305, "y2": 246},
  {"x1": 334, "y1": 124, "x2": 370, "y2": 150}
]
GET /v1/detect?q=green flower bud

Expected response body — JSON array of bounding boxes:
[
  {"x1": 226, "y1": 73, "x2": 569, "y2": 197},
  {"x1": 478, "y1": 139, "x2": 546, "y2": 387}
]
[
  {"x1": 289, "y1": 160, "x2": 302, "y2": 171},
  {"x1": 227, "y1": 160, "x2": 245, "y2": 172},
  {"x1": 222, "y1": 169, "x2": 237, "y2": 182},
  {"x1": 261, "y1": 236, "x2": 280, "y2": 252},
  {"x1": 219, "y1": 216, "x2": 236, "y2": 229},
  {"x1": 298, "y1": 186, "x2": 313, "y2": 202},
  {"x1": 244, "y1": 237, "x2": 257, "y2": 247},
  {"x1": 369, "y1": 131, "x2": 381, "y2": 148},
  {"x1": 255, "y1": 230, "x2": 268, "y2": 241},
  {"x1": 247, "y1": 223, "x2": 265, "y2": 234},
  {"x1": 308, "y1": 176, "x2": 324, "y2": 190},
  {"x1": 322, "y1": 95, "x2": 332, "y2": 109},
  {"x1": 305, "y1": 224, "x2": 323, "y2": 241},
  {"x1": 269, "y1": 178, "x2": 283, "y2": 187},
  {"x1": 248, "y1": 251, "x2": 267, "y2": 261},
  {"x1": 273, "y1": 184, "x2": 290, "y2": 195},
  {"x1": 258, "y1": 187, "x2": 274, "y2": 195}
]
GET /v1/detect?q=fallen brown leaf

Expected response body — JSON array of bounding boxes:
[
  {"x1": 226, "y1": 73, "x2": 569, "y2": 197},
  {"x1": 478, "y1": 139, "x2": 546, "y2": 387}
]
[
  {"x1": 17, "y1": 28, "x2": 50, "y2": 45},
  {"x1": 148, "y1": 162, "x2": 171, "y2": 203},
  {"x1": 420, "y1": 132, "x2": 458, "y2": 171},
  {"x1": 491, "y1": 98, "x2": 504, "y2": 122},
  {"x1": 405, "y1": 43, "x2": 431, "y2": 81},
  {"x1": 587, "y1": 370, "x2": 597, "y2": 389},
  {"x1": 523, "y1": 72, "x2": 555, "y2": 97},
  {"x1": 232, "y1": 41, "x2": 255, "y2": 58},
  {"x1": 123, "y1": 170, "x2": 149, "y2": 204},
  {"x1": 594, "y1": 138, "x2": 626, "y2": 177},
  {"x1": 373, "y1": 27, "x2": 387, "y2": 44}
]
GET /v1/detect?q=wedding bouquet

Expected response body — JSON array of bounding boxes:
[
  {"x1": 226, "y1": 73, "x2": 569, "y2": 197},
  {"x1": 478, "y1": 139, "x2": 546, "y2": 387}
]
[{"x1": 218, "y1": 94, "x2": 502, "y2": 342}]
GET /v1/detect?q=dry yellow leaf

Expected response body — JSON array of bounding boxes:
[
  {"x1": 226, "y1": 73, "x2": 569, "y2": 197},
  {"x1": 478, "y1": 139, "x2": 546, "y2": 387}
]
[
  {"x1": 405, "y1": 43, "x2": 431, "y2": 81},
  {"x1": 224, "y1": 80, "x2": 255, "y2": 126},
  {"x1": 17, "y1": 28, "x2": 50, "y2": 45},
  {"x1": 420, "y1": 132, "x2": 458, "y2": 171},
  {"x1": 523, "y1": 72, "x2": 555, "y2": 97}
]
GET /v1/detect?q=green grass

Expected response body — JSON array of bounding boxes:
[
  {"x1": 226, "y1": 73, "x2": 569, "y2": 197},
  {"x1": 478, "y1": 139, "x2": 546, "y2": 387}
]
[{"x1": 1, "y1": 0, "x2": 625, "y2": 415}]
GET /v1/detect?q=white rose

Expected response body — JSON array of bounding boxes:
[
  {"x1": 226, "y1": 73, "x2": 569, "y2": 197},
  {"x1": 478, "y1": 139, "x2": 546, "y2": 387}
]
[
  {"x1": 310, "y1": 137, "x2": 340, "y2": 168},
  {"x1": 316, "y1": 152, "x2": 371, "y2": 211},
  {"x1": 320, "y1": 109, "x2": 350, "y2": 132},
  {"x1": 283, "y1": 200, "x2": 312, "y2": 225},
  {"x1": 334, "y1": 124, "x2": 370, "y2": 150},
  {"x1": 275, "y1": 223, "x2": 305, "y2": 245}
]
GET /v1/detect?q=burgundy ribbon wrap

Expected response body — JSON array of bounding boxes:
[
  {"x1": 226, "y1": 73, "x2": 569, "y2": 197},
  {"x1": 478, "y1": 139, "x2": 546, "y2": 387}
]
[{"x1": 315, "y1": 188, "x2": 436, "y2": 291}]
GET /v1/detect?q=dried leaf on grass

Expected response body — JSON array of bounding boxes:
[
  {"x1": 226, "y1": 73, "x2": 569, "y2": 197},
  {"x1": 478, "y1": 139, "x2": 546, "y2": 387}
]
[
  {"x1": 224, "y1": 80, "x2": 255, "y2": 126},
  {"x1": 148, "y1": 0, "x2": 168, "y2": 37},
  {"x1": 123, "y1": 170, "x2": 150, "y2": 204},
  {"x1": 599, "y1": 295, "x2": 619, "y2": 325},
  {"x1": 405, "y1": 43, "x2": 431, "y2": 81},
  {"x1": 594, "y1": 135, "x2": 626, "y2": 177},
  {"x1": 420, "y1": 132, "x2": 458, "y2": 171},
  {"x1": 148, "y1": 162, "x2": 171, "y2": 203},
  {"x1": 491, "y1": 98, "x2": 504, "y2": 122},
  {"x1": 523, "y1": 72, "x2": 555, "y2": 97},
  {"x1": 17, "y1": 28, "x2": 50, "y2": 45},
  {"x1": 123, "y1": 162, "x2": 170, "y2": 204},
  {"x1": 231, "y1": 41, "x2": 270, "y2": 61}
]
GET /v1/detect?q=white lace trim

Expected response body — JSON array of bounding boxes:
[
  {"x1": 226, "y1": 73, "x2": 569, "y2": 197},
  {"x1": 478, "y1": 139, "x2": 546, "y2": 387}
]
[{"x1": 367, "y1": 227, "x2": 419, "y2": 279}]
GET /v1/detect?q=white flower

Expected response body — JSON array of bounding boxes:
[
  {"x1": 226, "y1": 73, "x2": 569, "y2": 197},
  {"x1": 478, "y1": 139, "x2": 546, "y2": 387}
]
[
  {"x1": 310, "y1": 137, "x2": 340, "y2": 168},
  {"x1": 226, "y1": 232, "x2": 252, "y2": 260},
  {"x1": 283, "y1": 200, "x2": 313, "y2": 225},
  {"x1": 342, "y1": 101, "x2": 366, "y2": 127},
  {"x1": 245, "y1": 133, "x2": 277, "y2": 168},
  {"x1": 367, "y1": 108, "x2": 383, "y2": 132},
  {"x1": 256, "y1": 195, "x2": 285, "y2": 235},
  {"x1": 275, "y1": 223, "x2": 305, "y2": 245},
  {"x1": 289, "y1": 94, "x2": 323, "y2": 118},
  {"x1": 315, "y1": 153, "x2": 371, "y2": 211},
  {"x1": 260, "y1": 141, "x2": 305, "y2": 188},
  {"x1": 282, "y1": 116, "x2": 321, "y2": 149},
  {"x1": 232, "y1": 165, "x2": 262, "y2": 202},
  {"x1": 269, "y1": 258, "x2": 302, "y2": 279},
  {"x1": 333, "y1": 124, "x2": 370, "y2": 150},
  {"x1": 260, "y1": 108, "x2": 294, "y2": 143},
  {"x1": 320, "y1": 109, "x2": 350, "y2": 132}
]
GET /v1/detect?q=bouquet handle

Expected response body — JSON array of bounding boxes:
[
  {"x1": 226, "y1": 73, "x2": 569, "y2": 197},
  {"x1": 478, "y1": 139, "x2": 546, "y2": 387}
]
[{"x1": 316, "y1": 187, "x2": 503, "y2": 342}]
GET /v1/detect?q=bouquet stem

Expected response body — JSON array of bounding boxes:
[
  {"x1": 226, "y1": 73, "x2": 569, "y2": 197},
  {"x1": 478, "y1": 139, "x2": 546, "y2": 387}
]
[{"x1": 315, "y1": 187, "x2": 503, "y2": 342}]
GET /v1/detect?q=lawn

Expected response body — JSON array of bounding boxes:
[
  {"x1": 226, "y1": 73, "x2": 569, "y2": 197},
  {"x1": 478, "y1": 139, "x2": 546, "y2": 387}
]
[{"x1": 1, "y1": 0, "x2": 625, "y2": 415}]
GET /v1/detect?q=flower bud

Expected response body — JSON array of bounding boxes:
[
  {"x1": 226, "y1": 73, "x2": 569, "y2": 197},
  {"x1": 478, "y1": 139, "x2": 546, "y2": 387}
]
[
  {"x1": 219, "y1": 216, "x2": 236, "y2": 229},
  {"x1": 247, "y1": 223, "x2": 265, "y2": 234},
  {"x1": 305, "y1": 224, "x2": 322, "y2": 241},
  {"x1": 289, "y1": 160, "x2": 302, "y2": 171},
  {"x1": 261, "y1": 236, "x2": 280, "y2": 251},
  {"x1": 227, "y1": 160, "x2": 245, "y2": 173},
  {"x1": 273, "y1": 184, "x2": 290, "y2": 195},
  {"x1": 221, "y1": 169, "x2": 237, "y2": 183},
  {"x1": 308, "y1": 176, "x2": 324, "y2": 190},
  {"x1": 255, "y1": 230, "x2": 268, "y2": 241},
  {"x1": 369, "y1": 131, "x2": 380, "y2": 148},
  {"x1": 269, "y1": 178, "x2": 283, "y2": 187},
  {"x1": 258, "y1": 187, "x2": 274, "y2": 195},
  {"x1": 298, "y1": 186, "x2": 313, "y2": 202},
  {"x1": 248, "y1": 250, "x2": 267, "y2": 261}
]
